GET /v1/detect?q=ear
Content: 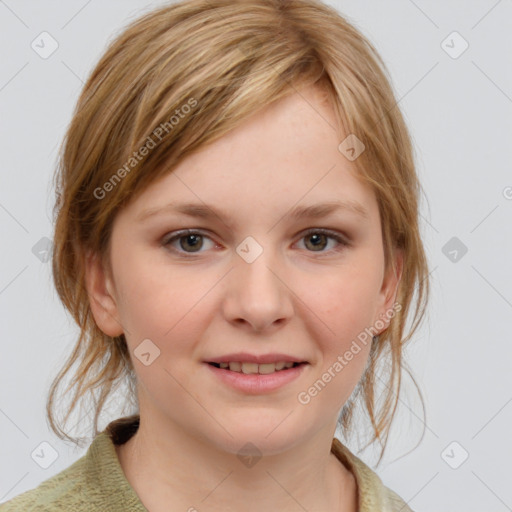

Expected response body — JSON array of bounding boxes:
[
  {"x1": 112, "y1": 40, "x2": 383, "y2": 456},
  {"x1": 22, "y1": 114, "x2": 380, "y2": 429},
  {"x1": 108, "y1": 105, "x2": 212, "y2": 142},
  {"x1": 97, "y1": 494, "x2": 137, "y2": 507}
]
[
  {"x1": 375, "y1": 248, "x2": 403, "y2": 335},
  {"x1": 84, "y1": 249, "x2": 124, "y2": 337}
]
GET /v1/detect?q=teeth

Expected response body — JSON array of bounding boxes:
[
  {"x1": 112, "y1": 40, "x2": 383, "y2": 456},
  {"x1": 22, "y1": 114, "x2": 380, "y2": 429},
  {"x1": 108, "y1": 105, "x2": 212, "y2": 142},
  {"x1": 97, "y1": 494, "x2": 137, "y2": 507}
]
[
  {"x1": 241, "y1": 362, "x2": 259, "y2": 374},
  {"x1": 258, "y1": 363, "x2": 277, "y2": 374},
  {"x1": 216, "y1": 361, "x2": 299, "y2": 374}
]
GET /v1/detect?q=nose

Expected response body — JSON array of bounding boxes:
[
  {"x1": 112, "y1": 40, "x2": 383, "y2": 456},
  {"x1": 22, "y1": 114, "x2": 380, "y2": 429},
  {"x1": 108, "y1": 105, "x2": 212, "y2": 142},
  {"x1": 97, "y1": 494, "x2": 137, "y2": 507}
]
[{"x1": 221, "y1": 250, "x2": 294, "y2": 333}]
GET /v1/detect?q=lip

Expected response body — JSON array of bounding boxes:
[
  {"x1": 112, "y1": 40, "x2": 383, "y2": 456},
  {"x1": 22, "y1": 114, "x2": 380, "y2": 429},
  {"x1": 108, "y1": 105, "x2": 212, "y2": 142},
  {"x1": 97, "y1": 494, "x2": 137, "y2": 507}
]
[
  {"x1": 203, "y1": 361, "x2": 308, "y2": 394},
  {"x1": 203, "y1": 352, "x2": 308, "y2": 364}
]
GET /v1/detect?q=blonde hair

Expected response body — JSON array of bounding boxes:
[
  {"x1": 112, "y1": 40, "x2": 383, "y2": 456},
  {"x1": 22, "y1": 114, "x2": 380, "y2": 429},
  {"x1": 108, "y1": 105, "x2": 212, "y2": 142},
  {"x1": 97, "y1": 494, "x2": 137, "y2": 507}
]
[{"x1": 48, "y1": 0, "x2": 430, "y2": 464}]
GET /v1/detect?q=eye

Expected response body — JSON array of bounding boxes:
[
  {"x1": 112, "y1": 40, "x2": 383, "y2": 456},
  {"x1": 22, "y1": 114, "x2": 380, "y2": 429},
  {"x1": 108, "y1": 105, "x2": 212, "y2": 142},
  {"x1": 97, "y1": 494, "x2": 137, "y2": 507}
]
[
  {"x1": 162, "y1": 230, "x2": 216, "y2": 254},
  {"x1": 296, "y1": 228, "x2": 350, "y2": 253},
  {"x1": 161, "y1": 228, "x2": 350, "y2": 256}
]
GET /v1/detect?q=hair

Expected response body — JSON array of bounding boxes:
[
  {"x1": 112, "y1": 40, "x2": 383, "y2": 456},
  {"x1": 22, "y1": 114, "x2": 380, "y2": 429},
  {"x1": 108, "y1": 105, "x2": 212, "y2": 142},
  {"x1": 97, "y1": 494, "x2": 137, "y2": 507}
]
[{"x1": 47, "y1": 0, "x2": 430, "y2": 465}]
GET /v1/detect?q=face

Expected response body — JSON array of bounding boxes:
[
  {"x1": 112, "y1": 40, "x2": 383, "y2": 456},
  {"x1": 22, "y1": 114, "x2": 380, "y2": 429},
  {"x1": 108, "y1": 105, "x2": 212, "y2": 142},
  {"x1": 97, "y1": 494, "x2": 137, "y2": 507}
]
[{"x1": 86, "y1": 84, "x2": 402, "y2": 456}]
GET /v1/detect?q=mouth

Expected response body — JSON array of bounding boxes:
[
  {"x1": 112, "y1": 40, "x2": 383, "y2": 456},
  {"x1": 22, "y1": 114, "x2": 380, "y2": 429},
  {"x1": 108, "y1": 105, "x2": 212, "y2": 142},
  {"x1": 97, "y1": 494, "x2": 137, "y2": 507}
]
[
  {"x1": 206, "y1": 361, "x2": 306, "y2": 374},
  {"x1": 204, "y1": 359, "x2": 309, "y2": 394}
]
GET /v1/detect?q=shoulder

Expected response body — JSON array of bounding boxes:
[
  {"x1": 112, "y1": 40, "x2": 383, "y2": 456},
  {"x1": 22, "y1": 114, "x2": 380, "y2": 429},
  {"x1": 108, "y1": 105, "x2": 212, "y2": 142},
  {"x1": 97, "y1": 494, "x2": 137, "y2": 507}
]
[
  {"x1": 0, "y1": 419, "x2": 144, "y2": 512},
  {"x1": 0, "y1": 450, "x2": 93, "y2": 511},
  {"x1": 383, "y1": 486, "x2": 415, "y2": 512},
  {"x1": 331, "y1": 437, "x2": 415, "y2": 512}
]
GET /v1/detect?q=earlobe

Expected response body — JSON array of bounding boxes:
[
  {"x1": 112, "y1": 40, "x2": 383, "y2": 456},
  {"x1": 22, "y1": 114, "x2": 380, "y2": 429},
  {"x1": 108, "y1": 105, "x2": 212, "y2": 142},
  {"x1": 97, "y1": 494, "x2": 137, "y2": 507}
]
[{"x1": 84, "y1": 249, "x2": 124, "y2": 337}]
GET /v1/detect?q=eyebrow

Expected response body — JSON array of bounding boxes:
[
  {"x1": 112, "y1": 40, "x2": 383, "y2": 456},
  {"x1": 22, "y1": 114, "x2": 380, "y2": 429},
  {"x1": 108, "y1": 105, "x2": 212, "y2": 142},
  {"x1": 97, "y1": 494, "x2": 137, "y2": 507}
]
[{"x1": 136, "y1": 199, "x2": 370, "y2": 224}]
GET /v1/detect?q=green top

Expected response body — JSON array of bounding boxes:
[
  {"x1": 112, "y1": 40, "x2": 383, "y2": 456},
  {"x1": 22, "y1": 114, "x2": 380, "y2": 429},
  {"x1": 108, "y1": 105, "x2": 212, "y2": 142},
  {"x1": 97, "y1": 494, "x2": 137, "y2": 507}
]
[{"x1": 0, "y1": 415, "x2": 413, "y2": 511}]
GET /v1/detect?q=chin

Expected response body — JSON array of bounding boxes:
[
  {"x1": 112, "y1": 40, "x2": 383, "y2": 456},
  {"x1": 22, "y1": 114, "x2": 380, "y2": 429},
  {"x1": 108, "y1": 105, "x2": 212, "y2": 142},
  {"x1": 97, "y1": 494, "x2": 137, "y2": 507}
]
[{"x1": 208, "y1": 423, "x2": 306, "y2": 457}]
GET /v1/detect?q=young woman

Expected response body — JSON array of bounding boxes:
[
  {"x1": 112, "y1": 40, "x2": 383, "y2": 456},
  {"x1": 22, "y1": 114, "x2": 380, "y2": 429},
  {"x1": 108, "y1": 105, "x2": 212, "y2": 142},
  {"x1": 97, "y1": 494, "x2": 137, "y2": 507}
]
[{"x1": 1, "y1": 0, "x2": 429, "y2": 510}]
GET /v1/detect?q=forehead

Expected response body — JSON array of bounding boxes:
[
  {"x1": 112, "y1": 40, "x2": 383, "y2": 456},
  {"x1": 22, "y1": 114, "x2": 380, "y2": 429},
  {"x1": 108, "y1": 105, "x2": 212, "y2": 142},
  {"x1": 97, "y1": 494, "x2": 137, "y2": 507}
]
[{"x1": 125, "y1": 85, "x2": 378, "y2": 226}]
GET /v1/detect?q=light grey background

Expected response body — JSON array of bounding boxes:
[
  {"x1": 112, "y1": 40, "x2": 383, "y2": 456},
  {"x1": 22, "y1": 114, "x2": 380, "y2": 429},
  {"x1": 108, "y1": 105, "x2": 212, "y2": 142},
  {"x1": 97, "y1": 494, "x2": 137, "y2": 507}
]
[{"x1": 1, "y1": 1, "x2": 511, "y2": 510}]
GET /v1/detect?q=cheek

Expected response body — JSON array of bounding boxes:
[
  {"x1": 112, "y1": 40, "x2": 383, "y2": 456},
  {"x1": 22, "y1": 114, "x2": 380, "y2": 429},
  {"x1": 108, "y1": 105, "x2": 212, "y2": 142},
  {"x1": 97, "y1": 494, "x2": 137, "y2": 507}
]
[
  {"x1": 114, "y1": 260, "x2": 214, "y2": 402},
  {"x1": 304, "y1": 265, "x2": 380, "y2": 339},
  {"x1": 295, "y1": 266, "x2": 378, "y2": 390},
  {"x1": 114, "y1": 254, "x2": 215, "y2": 352}
]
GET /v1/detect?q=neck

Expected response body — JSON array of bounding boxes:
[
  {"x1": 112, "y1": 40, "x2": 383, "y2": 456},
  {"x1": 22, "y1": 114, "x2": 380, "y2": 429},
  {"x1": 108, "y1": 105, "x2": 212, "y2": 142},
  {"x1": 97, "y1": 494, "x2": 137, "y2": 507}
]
[{"x1": 115, "y1": 413, "x2": 357, "y2": 512}]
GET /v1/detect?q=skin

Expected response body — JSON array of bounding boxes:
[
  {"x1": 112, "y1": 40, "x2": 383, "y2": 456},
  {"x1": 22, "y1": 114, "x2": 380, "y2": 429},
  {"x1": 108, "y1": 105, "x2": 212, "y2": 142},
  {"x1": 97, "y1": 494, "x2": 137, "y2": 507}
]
[{"x1": 85, "y1": 84, "x2": 403, "y2": 512}]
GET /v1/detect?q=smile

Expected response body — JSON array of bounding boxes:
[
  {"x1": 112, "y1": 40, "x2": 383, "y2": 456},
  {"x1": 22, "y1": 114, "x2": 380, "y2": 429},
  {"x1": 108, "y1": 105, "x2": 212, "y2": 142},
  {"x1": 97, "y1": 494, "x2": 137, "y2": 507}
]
[
  {"x1": 207, "y1": 361, "x2": 303, "y2": 374},
  {"x1": 204, "y1": 361, "x2": 308, "y2": 394}
]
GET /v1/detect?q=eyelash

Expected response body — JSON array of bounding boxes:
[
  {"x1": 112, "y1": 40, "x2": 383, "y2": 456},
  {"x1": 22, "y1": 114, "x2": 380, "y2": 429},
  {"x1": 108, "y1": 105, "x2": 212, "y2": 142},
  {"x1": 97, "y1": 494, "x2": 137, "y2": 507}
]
[{"x1": 162, "y1": 228, "x2": 350, "y2": 257}]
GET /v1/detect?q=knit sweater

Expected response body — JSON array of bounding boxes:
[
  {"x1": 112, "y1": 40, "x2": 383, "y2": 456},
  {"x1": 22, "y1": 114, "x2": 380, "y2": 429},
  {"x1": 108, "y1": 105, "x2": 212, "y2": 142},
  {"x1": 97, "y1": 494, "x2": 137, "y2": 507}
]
[{"x1": 0, "y1": 415, "x2": 413, "y2": 511}]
